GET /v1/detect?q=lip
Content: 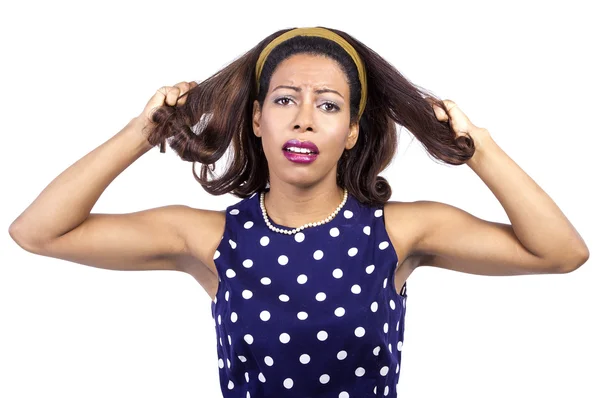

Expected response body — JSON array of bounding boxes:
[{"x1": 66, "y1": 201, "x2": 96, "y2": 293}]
[{"x1": 282, "y1": 139, "x2": 320, "y2": 154}]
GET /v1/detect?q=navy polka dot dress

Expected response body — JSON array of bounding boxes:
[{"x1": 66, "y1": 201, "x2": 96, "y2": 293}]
[{"x1": 210, "y1": 188, "x2": 408, "y2": 397}]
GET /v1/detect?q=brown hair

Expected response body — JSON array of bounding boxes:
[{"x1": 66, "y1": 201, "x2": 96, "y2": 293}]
[{"x1": 144, "y1": 26, "x2": 475, "y2": 206}]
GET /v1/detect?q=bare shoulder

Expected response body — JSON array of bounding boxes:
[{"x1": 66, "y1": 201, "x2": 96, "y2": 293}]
[
  {"x1": 177, "y1": 206, "x2": 226, "y2": 275},
  {"x1": 383, "y1": 200, "x2": 431, "y2": 267}
]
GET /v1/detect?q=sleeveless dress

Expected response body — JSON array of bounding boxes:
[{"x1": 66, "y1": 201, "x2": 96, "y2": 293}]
[{"x1": 210, "y1": 188, "x2": 408, "y2": 397}]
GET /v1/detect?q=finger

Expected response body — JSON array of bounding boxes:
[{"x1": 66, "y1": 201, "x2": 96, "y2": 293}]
[
  {"x1": 426, "y1": 97, "x2": 448, "y2": 121},
  {"x1": 165, "y1": 86, "x2": 181, "y2": 106},
  {"x1": 174, "y1": 81, "x2": 191, "y2": 106},
  {"x1": 442, "y1": 100, "x2": 471, "y2": 124}
]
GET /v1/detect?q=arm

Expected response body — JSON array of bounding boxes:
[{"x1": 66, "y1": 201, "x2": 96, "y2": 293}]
[
  {"x1": 8, "y1": 113, "x2": 217, "y2": 272},
  {"x1": 391, "y1": 101, "x2": 589, "y2": 276}
]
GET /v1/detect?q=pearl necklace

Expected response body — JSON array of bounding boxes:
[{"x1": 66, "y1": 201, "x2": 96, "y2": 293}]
[{"x1": 260, "y1": 188, "x2": 349, "y2": 235}]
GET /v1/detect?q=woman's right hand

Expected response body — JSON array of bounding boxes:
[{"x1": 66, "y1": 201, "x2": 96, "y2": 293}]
[{"x1": 136, "y1": 80, "x2": 198, "y2": 132}]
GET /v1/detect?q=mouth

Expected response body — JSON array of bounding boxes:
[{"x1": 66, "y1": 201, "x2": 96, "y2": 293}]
[
  {"x1": 282, "y1": 139, "x2": 320, "y2": 154},
  {"x1": 281, "y1": 138, "x2": 320, "y2": 164}
]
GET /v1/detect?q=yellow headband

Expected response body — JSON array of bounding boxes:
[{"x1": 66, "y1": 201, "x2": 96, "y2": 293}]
[{"x1": 255, "y1": 27, "x2": 368, "y2": 121}]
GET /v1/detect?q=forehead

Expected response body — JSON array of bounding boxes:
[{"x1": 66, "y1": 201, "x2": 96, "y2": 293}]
[{"x1": 269, "y1": 53, "x2": 348, "y2": 92}]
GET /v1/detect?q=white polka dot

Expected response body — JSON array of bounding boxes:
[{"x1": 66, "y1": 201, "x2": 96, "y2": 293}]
[
  {"x1": 283, "y1": 378, "x2": 293, "y2": 389},
  {"x1": 355, "y1": 367, "x2": 366, "y2": 377},
  {"x1": 299, "y1": 354, "x2": 310, "y2": 364},
  {"x1": 337, "y1": 350, "x2": 347, "y2": 360},
  {"x1": 231, "y1": 312, "x2": 238, "y2": 323},
  {"x1": 384, "y1": 385, "x2": 389, "y2": 395},
  {"x1": 218, "y1": 314, "x2": 222, "y2": 325},
  {"x1": 397, "y1": 320, "x2": 400, "y2": 331},
  {"x1": 297, "y1": 311, "x2": 308, "y2": 320},
  {"x1": 279, "y1": 294, "x2": 290, "y2": 302},
  {"x1": 242, "y1": 290, "x2": 253, "y2": 299},
  {"x1": 348, "y1": 247, "x2": 358, "y2": 257},
  {"x1": 319, "y1": 374, "x2": 330, "y2": 384},
  {"x1": 334, "y1": 307, "x2": 345, "y2": 317},
  {"x1": 379, "y1": 241, "x2": 390, "y2": 250},
  {"x1": 344, "y1": 210, "x2": 353, "y2": 218},
  {"x1": 375, "y1": 209, "x2": 383, "y2": 217},
  {"x1": 260, "y1": 310, "x2": 271, "y2": 321},
  {"x1": 396, "y1": 363, "x2": 400, "y2": 373},
  {"x1": 380, "y1": 366, "x2": 389, "y2": 376},
  {"x1": 280, "y1": 333, "x2": 291, "y2": 343},
  {"x1": 228, "y1": 380, "x2": 234, "y2": 390},
  {"x1": 363, "y1": 226, "x2": 371, "y2": 235},
  {"x1": 397, "y1": 341, "x2": 403, "y2": 351},
  {"x1": 294, "y1": 232, "x2": 305, "y2": 242},
  {"x1": 383, "y1": 323, "x2": 389, "y2": 333},
  {"x1": 225, "y1": 291, "x2": 230, "y2": 301},
  {"x1": 229, "y1": 209, "x2": 240, "y2": 215},
  {"x1": 264, "y1": 356, "x2": 274, "y2": 366},
  {"x1": 383, "y1": 278, "x2": 388, "y2": 288},
  {"x1": 371, "y1": 302, "x2": 378, "y2": 312},
  {"x1": 317, "y1": 330, "x2": 328, "y2": 341},
  {"x1": 228, "y1": 239, "x2": 236, "y2": 249},
  {"x1": 340, "y1": 392, "x2": 349, "y2": 398},
  {"x1": 228, "y1": 335, "x2": 232, "y2": 345},
  {"x1": 329, "y1": 227, "x2": 340, "y2": 237},
  {"x1": 218, "y1": 358, "x2": 224, "y2": 368},
  {"x1": 244, "y1": 334, "x2": 254, "y2": 344},
  {"x1": 366, "y1": 264, "x2": 375, "y2": 274},
  {"x1": 238, "y1": 355, "x2": 247, "y2": 362},
  {"x1": 390, "y1": 299, "x2": 396, "y2": 310},
  {"x1": 260, "y1": 277, "x2": 271, "y2": 285},
  {"x1": 332, "y1": 268, "x2": 343, "y2": 278},
  {"x1": 258, "y1": 372, "x2": 265, "y2": 382},
  {"x1": 351, "y1": 284, "x2": 361, "y2": 294},
  {"x1": 260, "y1": 236, "x2": 270, "y2": 246},
  {"x1": 297, "y1": 274, "x2": 308, "y2": 284},
  {"x1": 315, "y1": 292, "x2": 326, "y2": 301},
  {"x1": 226, "y1": 269, "x2": 236, "y2": 278},
  {"x1": 245, "y1": 371, "x2": 249, "y2": 381},
  {"x1": 355, "y1": 326, "x2": 365, "y2": 337},
  {"x1": 227, "y1": 358, "x2": 231, "y2": 368},
  {"x1": 373, "y1": 346, "x2": 381, "y2": 356},
  {"x1": 243, "y1": 221, "x2": 254, "y2": 229},
  {"x1": 242, "y1": 259, "x2": 253, "y2": 268},
  {"x1": 213, "y1": 250, "x2": 220, "y2": 260},
  {"x1": 278, "y1": 255, "x2": 288, "y2": 265},
  {"x1": 313, "y1": 250, "x2": 324, "y2": 260}
]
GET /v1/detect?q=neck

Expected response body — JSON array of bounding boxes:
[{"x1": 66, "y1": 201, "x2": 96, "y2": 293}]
[{"x1": 263, "y1": 181, "x2": 346, "y2": 229}]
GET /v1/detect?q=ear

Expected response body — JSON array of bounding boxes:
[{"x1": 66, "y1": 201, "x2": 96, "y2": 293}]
[
  {"x1": 345, "y1": 121, "x2": 360, "y2": 150},
  {"x1": 252, "y1": 100, "x2": 261, "y2": 138}
]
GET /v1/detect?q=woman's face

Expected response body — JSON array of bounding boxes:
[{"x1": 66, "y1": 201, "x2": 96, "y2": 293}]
[{"x1": 252, "y1": 53, "x2": 359, "y2": 188}]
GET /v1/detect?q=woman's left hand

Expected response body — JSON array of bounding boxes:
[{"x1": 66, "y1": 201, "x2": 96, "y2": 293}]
[{"x1": 428, "y1": 98, "x2": 492, "y2": 148}]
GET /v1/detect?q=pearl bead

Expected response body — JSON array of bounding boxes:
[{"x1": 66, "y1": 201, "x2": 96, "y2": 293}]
[{"x1": 260, "y1": 188, "x2": 348, "y2": 235}]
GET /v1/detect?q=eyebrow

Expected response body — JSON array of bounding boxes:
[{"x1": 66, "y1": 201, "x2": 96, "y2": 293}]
[{"x1": 272, "y1": 85, "x2": 344, "y2": 99}]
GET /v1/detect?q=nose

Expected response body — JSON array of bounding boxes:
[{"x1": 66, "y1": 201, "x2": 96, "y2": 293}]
[{"x1": 293, "y1": 102, "x2": 314, "y2": 132}]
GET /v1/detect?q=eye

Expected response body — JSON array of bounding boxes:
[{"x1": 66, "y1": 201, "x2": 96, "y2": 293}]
[
  {"x1": 320, "y1": 101, "x2": 340, "y2": 112},
  {"x1": 274, "y1": 96, "x2": 293, "y2": 106}
]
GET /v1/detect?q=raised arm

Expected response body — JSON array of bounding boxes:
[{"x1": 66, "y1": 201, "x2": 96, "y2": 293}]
[{"x1": 7, "y1": 82, "x2": 216, "y2": 272}]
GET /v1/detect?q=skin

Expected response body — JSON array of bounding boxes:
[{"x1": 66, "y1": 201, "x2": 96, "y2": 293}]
[
  {"x1": 252, "y1": 53, "x2": 359, "y2": 229},
  {"x1": 10, "y1": 52, "x2": 589, "y2": 305}
]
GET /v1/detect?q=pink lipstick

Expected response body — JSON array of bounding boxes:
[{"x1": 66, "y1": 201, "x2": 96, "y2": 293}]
[{"x1": 282, "y1": 139, "x2": 319, "y2": 164}]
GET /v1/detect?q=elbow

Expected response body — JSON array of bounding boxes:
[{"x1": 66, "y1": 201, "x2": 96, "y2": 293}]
[
  {"x1": 8, "y1": 222, "x2": 43, "y2": 254},
  {"x1": 556, "y1": 245, "x2": 590, "y2": 273}
]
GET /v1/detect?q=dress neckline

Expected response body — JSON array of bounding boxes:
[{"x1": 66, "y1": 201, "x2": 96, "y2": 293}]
[{"x1": 258, "y1": 188, "x2": 352, "y2": 232}]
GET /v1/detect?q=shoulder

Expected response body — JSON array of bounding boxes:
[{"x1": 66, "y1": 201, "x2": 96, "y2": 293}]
[
  {"x1": 382, "y1": 200, "x2": 445, "y2": 265},
  {"x1": 174, "y1": 206, "x2": 227, "y2": 270}
]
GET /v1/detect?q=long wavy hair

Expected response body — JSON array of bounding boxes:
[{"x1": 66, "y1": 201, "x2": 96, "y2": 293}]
[{"x1": 144, "y1": 26, "x2": 475, "y2": 206}]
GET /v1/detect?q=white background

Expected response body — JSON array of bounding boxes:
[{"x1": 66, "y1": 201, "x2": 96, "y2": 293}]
[{"x1": 1, "y1": 1, "x2": 598, "y2": 397}]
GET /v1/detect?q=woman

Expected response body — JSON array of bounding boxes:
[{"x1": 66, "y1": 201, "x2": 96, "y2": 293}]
[{"x1": 9, "y1": 26, "x2": 589, "y2": 397}]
